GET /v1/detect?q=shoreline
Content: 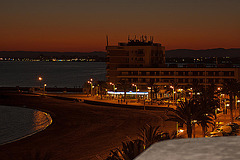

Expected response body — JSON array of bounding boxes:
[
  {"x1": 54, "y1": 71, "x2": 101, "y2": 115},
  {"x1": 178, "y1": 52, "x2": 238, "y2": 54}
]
[
  {"x1": 0, "y1": 105, "x2": 52, "y2": 145},
  {"x1": 0, "y1": 92, "x2": 175, "y2": 160}
]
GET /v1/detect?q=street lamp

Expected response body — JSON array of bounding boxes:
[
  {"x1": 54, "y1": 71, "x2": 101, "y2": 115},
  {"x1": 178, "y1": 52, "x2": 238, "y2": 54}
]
[
  {"x1": 43, "y1": 83, "x2": 47, "y2": 94},
  {"x1": 132, "y1": 84, "x2": 137, "y2": 99},
  {"x1": 38, "y1": 77, "x2": 42, "y2": 90},
  {"x1": 88, "y1": 78, "x2": 93, "y2": 96},
  {"x1": 110, "y1": 82, "x2": 115, "y2": 93},
  {"x1": 170, "y1": 85, "x2": 175, "y2": 103}
]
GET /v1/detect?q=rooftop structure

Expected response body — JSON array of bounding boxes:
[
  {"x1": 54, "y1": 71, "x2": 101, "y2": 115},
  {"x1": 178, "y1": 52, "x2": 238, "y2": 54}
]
[{"x1": 106, "y1": 36, "x2": 165, "y2": 83}]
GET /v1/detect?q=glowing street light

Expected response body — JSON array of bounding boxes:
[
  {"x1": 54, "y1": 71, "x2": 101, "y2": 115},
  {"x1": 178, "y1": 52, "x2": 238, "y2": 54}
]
[
  {"x1": 88, "y1": 78, "x2": 93, "y2": 96},
  {"x1": 110, "y1": 82, "x2": 116, "y2": 93},
  {"x1": 170, "y1": 85, "x2": 175, "y2": 103},
  {"x1": 132, "y1": 83, "x2": 138, "y2": 99},
  {"x1": 38, "y1": 77, "x2": 42, "y2": 89},
  {"x1": 43, "y1": 83, "x2": 47, "y2": 94}
]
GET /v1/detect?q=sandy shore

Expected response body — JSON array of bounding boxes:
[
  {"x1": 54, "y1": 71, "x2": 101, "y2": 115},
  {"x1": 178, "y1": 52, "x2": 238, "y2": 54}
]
[{"x1": 0, "y1": 92, "x2": 175, "y2": 160}]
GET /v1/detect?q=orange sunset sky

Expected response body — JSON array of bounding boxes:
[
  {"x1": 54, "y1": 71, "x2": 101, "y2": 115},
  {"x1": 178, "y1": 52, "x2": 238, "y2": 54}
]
[{"x1": 0, "y1": 0, "x2": 239, "y2": 52}]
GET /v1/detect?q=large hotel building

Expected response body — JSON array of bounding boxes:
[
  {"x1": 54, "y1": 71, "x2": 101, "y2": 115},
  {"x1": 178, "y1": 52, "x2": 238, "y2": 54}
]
[{"x1": 106, "y1": 37, "x2": 240, "y2": 91}]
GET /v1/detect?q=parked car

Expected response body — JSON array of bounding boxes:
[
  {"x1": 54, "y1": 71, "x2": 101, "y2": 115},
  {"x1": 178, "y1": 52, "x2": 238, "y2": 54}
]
[
  {"x1": 227, "y1": 123, "x2": 239, "y2": 132},
  {"x1": 210, "y1": 125, "x2": 232, "y2": 137},
  {"x1": 235, "y1": 115, "x2": 240, "y2": 120}
]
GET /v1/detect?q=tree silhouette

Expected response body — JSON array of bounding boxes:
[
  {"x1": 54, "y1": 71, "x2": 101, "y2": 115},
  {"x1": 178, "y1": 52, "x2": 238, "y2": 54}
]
[
  {"x1": 118, "y1": 79, "x2": 131, "y2": 102},
  {"x1": 222, "y1": 79, "x2": 240, "y2": 123},
  {"x1": 106, "y1": 140, "x2": 144, "y2": 160},
  {"x1": 167, "y1": 99, "x2": 201, "y2": 138}
]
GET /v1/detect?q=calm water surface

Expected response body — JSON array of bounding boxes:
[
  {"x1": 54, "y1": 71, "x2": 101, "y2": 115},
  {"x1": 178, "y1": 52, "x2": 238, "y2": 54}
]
[
  {"x1": 0, "y1": 61, "x2": 106, "y2": 87},
  {"x1": 0, "y1": 105, "x2": 52, "y2": 145}
]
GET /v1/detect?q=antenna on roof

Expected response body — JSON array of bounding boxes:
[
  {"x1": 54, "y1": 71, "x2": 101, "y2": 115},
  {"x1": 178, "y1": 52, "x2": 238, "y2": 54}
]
[{"x1": 106, "y1": 35, "x2": 109, "y2": 46}]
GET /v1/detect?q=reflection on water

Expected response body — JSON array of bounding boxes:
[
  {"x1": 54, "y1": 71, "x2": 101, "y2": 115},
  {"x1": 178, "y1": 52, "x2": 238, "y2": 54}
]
[
  {"x1": 0, "y1": 105, "x2": 52, "y2": 145},
  {"x1": 0, "y1": 61, "x2": 106, "y2": 87}
]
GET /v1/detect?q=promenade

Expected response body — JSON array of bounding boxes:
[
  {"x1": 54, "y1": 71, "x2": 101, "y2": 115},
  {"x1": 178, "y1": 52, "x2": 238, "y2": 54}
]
[{"x1": 44, "y1": 92, "x2": 240, "y2": 138}]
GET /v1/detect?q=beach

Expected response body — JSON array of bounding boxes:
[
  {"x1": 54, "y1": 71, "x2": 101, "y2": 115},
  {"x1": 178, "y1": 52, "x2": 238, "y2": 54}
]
[{"x1": 0, "y1": 92, "x2": 175, "y2": 160}]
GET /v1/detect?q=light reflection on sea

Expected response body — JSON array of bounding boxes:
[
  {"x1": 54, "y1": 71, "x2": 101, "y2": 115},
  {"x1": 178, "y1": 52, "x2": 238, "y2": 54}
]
[{"x1": 0, "y1": 105, "x2": 52, "y2": 145}]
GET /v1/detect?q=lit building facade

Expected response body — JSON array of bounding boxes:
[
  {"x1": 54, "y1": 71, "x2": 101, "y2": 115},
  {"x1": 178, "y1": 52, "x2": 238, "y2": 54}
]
[
  {"x1": 106, "y1": 36, "x2": 165, "y2": 83},
  {"x1": 106, "y1": 37, "x2": 240, "y2": 91},
  {"x1": 117, "y1": 67, "x2": 240, "y2": 90}
]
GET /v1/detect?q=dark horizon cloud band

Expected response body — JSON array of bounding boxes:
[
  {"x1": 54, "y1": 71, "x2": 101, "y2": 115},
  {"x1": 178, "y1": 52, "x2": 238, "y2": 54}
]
[{"x1": 0, "y1": 0, "x2": 239, "y2": 52}]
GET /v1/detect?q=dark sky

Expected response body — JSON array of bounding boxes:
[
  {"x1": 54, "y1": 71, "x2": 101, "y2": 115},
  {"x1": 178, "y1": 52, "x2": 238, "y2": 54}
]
[{"x1": 1, "y1": 0, "x2": 239, "y2": 52}]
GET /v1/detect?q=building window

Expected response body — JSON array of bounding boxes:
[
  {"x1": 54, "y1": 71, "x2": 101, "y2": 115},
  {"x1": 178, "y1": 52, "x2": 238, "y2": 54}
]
[
  {"x1": 164, "y1": 71, "x2": 169, "y2": 76},
  {"x1": 150, "y1": 78, "x2": 155, "y2": 83},
  {"x1": 137, "y1": 49, "x2": 144, "y2": 55},
  {"x1": 170, "y1": 71, "x2": 174, "y2": 76},
  {"x1": 193, "y1": 71, "x2": 198, "y2": 76},
  {"x1": 207, "y1": 71, "x2": 214, "y2": 76},
  {"x1": 133, "y1": 71, "x2": 138, "y2": 75},
  {"x1": 178, "y1": 71, "x2": 183, "y2": 76},
  {"x1": 178, "y1": 79, "x2": 183, "y2": 83},
  {"x1": 208, "y1": 79, "x2": 213, "y2": 83},
  {"x1": 199, "y1": 72, "x2": 204, "y2": 76},
  {"x1": 141, "y1": 71, "x2": 146, "y2": 76},
  {"x1": 150, "y1": 71, "x2": 155, "y2": 76},
  {"x1": 223, "y1": 71, "x2": 229, "y2": 76}
]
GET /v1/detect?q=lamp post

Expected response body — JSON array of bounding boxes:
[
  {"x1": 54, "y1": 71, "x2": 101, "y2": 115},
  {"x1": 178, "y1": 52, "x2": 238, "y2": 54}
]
[
  {"x1": 132, "y1": 84, "x2": 137, "y2": 99},
  {"x1": 170, "y1": 85, "x2": 175, "y2": 104},
  {"x1": 88, "y1": 78, "x2": 93, "y2": 96},
  {"x1": 110, "y1": 82, "x2": 115, "y2": 93},
  {"x1": 38, "y1": 77, "x2": 42, "y2": 90},
  {"x1": 110, "y1": 82, "x2": 116, "y2": 98},
  {"x1": 43, "y1": 83, "x2": 47, "y2": 94}
]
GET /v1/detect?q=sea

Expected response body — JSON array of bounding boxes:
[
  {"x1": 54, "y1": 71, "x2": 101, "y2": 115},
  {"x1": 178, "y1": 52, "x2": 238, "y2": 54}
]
[
  {"x1": 0, "y1": 105, "x2": 52, "y2": 145},
  {"x1": 0, "y1": 61, "x2": 105, "y2": 145},
  {"x1": 0, "y1": 61, "x2": 106, "y2": 88}
]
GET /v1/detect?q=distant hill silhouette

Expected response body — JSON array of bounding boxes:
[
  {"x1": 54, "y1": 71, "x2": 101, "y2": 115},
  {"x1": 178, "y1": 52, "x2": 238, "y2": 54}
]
[
  {"x1": 0, "y1": 51, "x2": 106, "y2": 59},
  {"x1": 0, "y1": 48, "x2": 239, "y2": 58},
  {"x1": 165, "y1": 48, "x2": 240, "y2": 58}
]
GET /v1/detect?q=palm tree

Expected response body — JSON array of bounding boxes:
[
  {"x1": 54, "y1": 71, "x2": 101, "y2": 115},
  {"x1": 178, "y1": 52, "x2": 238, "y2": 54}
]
[
  {"x1": 138, "y1": 124, "x2": 162, "y2": 149},
  {"x1": 222, "y1": 79, "x2": 240, "y2": 123},
  {"x1": 197, "y1": 112, "x2": 214, "y2": 137},
  {"x1": 167, "y1": 99, "x2": 200, "y2": 138},
  {"x1": 191, "y1": 79, "x2": 203, "y2": 99},
  {"x1": 118, "y1": 79, "x2": 131, "y2": 102},
  {"x1": 106, "y1": 140, "x2": 144, "y2": 160},
  {"x1": 106, "y1": 150, "x2": 123, "y2": 160},
  {"x1": 153, "y1": 85, "x2": 160, "y2": 100},
  {"x1": 138, "y1": 124, "x2": 174, "y2": 149},
  {"x1": 147, "y1": 81, "x2": 155, "y2": 104},
  {"x1": 96, "y1": 81, "x2": 107, "y2": 99}
]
